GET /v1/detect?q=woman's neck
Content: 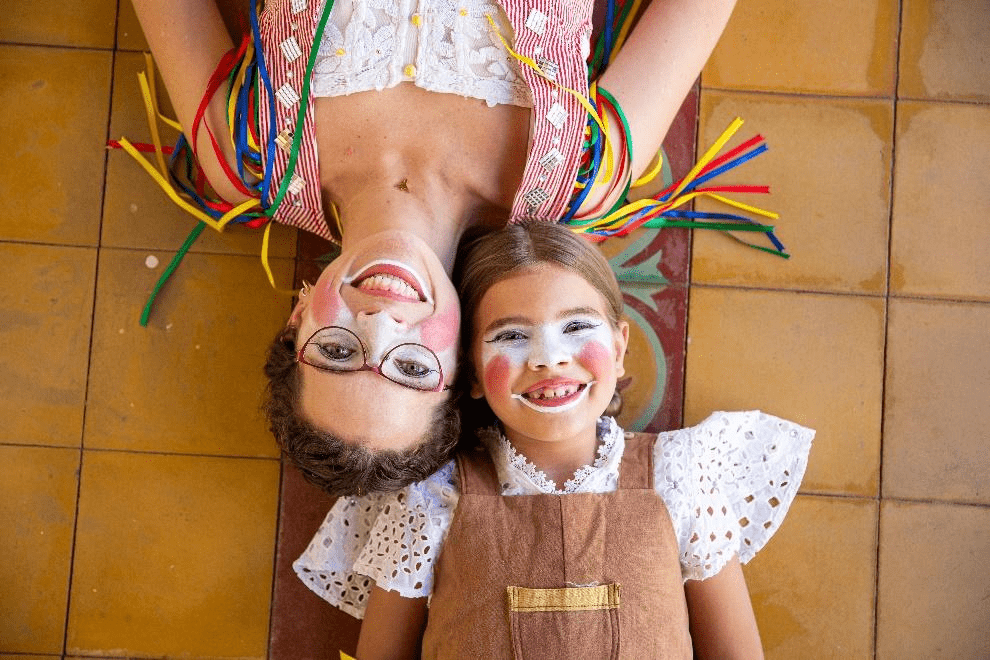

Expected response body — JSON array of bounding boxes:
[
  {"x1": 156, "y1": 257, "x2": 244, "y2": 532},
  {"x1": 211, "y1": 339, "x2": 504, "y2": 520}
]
[{"x1": 503, "y1": 423, "x2": 601, "y2": 490}]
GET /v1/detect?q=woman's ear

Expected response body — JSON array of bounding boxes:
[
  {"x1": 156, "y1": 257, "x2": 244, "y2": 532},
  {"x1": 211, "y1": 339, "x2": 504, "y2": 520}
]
[
  {"x1": 287, "y1": 295, "x2": 309, "y2": 329},
  {"x1": 614, "y1": 321, "x2": 630, "y2": 378}
]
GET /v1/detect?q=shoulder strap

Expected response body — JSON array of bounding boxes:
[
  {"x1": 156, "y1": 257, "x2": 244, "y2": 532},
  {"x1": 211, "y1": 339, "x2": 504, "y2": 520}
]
[
  {"x1": 456, "y1": 445, "x2": 502, "y2": 496},
  {"x1": 618, "y1": 432, "x2": 655, "y2": 490}
]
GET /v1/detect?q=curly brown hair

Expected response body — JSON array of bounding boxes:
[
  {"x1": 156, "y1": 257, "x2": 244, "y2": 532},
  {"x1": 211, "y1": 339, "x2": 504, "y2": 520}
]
[{"x1": 263, "y1": 326, "x2": 461, "y2": 497}]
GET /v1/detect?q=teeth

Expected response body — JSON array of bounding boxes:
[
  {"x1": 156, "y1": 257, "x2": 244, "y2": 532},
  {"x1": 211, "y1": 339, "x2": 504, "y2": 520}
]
[
  {"x1": 358, "y1": 274, "x2": 420, "y2": 300},
  {"x1": 525, "y1": 385, "x2": 581, "y2": 400}
]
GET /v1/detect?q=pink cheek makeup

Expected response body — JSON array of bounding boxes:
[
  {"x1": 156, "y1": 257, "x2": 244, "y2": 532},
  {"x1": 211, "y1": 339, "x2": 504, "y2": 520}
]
[
  {"x1": 483, "y1": 355, "x2": 513, "y2": 395},
  {"x1": 577, "y1": 341, "x2": 613, "y2": 382},
  {"x1": 420, "y1": 301, "x2": 460, "y2": 353}
]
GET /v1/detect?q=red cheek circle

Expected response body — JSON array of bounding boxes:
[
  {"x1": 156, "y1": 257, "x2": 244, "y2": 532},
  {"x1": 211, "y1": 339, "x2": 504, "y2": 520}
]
[
  {"x1": 578, "y1": 341, "x2": 613, "y2": 380},
  {"x1": 420, "y1": 301, "x2": 460, "y2": 352},
  {"x1": 483, "y1": 355, "x2": 512, "y2": 395},
  {"x1": 311, "y1": 288, "x2": 343, "y2": 326}
]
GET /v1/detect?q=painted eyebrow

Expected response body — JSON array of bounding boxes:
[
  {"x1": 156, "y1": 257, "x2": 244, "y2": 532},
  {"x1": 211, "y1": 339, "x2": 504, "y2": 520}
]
[{"x1": 482, "y1": 306, "x2": 605, "y2": 334}]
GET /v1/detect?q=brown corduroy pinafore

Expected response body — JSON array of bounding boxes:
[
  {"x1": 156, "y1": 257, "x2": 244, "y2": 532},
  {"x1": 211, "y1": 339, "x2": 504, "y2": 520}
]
[{"x1": 421, "y1": 432, "x2": 693, "y2": 659}]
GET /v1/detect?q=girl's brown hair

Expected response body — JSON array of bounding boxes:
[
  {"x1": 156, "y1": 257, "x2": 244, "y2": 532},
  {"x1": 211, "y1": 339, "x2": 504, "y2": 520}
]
[{"x1": 454, "y1": 220, "x2": 623, "y2": 342}]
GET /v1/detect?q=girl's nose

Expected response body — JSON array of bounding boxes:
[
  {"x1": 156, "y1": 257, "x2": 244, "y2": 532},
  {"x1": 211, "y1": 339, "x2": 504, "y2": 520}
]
[{"x1": 527, "y1": 327, "x2": 572, "y2": 370}]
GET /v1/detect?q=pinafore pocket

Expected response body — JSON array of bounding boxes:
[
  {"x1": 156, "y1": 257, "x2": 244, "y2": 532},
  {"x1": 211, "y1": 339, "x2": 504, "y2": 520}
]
[{"x1": 506, "y1": 583, "x2": 621, "y2": 660}]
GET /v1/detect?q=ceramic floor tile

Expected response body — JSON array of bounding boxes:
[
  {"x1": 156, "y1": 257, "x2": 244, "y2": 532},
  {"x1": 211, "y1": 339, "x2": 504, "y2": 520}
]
[
  {"x1": 744, "y1": 495, "x2": 877, "y2": 659},
  {"x1": 0, "y1": 243, "x2": 96, "y2": 447},
  {"x1": 693, "y1": 92, "x2": 892, "y2": 295},
  {"x1": 685, "y1": 287, "x2": 884, "y2": 497},
  {"x1": 883, "y1": 299, "x2": 990, "y2": 504},
  {"x1": 0, "y1": 445, "x2": 79, "y2": 654},
  {"x1": 84, "y1": 249, "x2": 291, "y2": 457},
  {"x1": 1, "y1": 0, "x2": 116, "y2": 49},
  {"x1": 67, "y1": 450, "x2": 279, "y2": 657},
  {"x1": 899, "y1": 0, "x2": 990, "y2": 102},
  {"x1": 270, "y1": 463, "x2": 360, "y2": 660},
  {"x1": 104, "y1": 51, "x2": 298, "y2": 257},
  {"x1": 876, "y1": 500, "x2": 990, "y2": 659},
  {"x1": 0, "y1": 45, "x2": 111, "y2": 246},
  {"x1": 891, "y1": 101, "x2": 990, "y2": 301},
  {"x1": 702, "y1": 0, "x2": 899, "y2": 96}
]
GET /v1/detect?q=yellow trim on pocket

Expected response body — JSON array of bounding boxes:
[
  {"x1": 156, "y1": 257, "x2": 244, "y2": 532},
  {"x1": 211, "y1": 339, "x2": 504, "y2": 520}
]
[{"x1": 507, "y1": 584, "x2": 621, "y2": 612}]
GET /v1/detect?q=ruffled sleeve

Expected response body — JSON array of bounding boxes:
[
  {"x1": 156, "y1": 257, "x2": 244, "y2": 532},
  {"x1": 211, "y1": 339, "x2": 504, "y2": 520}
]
[
  {"x1": 293, "y1": 460, "x2": 460, "y2": 619},
  {"x1": 654, "y1": 411, "x2": 814, "y2": 582}
]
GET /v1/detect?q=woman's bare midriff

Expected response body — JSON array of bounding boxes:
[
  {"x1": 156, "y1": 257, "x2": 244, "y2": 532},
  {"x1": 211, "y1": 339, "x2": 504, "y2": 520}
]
[{"x1": 314, "y1": 84, "x2": 532, "y2": 230}]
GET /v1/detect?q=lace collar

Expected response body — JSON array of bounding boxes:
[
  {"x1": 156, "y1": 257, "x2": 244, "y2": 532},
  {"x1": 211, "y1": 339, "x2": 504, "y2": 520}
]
[{"x1": 480, "y1": 417, "x2": 624, "y2": 495}]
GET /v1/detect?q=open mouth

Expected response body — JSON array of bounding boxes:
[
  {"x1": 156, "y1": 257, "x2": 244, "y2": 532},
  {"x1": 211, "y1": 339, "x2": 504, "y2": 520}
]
[
  {"x1": 512, "y1": 381, "x2": 594, "y2": 414},
  {"x1": 347, "y1": 261, "x2": 432, "y2": 304}
]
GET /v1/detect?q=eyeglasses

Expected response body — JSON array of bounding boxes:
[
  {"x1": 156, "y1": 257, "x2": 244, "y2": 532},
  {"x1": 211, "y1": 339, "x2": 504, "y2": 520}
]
[{"x1": 296, "y1": 326, "x2": 448, "y2": 393}]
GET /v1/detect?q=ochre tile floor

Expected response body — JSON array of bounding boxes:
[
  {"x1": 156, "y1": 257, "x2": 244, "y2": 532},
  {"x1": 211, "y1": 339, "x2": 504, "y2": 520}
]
[{"x1": 2, "y1": 0, "x2": 989, "y2": 658}]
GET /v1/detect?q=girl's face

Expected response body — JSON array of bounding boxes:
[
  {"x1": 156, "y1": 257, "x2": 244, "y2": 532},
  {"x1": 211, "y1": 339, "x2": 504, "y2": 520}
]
[{"x1": 471, "y1": 264, "x2": 628, "y2": 447}]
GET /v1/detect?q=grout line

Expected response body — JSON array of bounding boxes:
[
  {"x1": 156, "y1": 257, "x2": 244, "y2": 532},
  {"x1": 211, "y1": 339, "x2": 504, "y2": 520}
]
[
  {"x1": 873, "y1": 2, "x2": 908, "y2": 657},
  {"x1": 795, "y1": 490, "x2": 990, "y2": 510},
  {"x1": 267, "y1": 459, "x2": 287, "y2": 657},
  {"x1": 61, "y1": 2, "x2": 122, "y2": 654},
  {"x1": 678, "y1": 81, "x2": 701, "y2": 428},
  {"x1": 3, "y1": 442, "x2": 283, "y2": 462},
  {"x1": 687, "y1": 280, "x2": 990, "y2": 306},
  {"x1": 699, "y1": 84, "x2": 990, "y2": 109},
  {"x1": 0, "y1": 39, "x2": 118, "y2": 53}
]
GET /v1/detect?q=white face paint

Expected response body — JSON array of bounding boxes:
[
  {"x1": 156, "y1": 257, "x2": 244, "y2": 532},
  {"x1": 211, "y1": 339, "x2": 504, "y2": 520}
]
[
  {"x1": 481, "y1": 315, "x2": 614, "y2": 371},
  {"x1": 341, "y1": 259, "x2": 435, "y2": 306}
]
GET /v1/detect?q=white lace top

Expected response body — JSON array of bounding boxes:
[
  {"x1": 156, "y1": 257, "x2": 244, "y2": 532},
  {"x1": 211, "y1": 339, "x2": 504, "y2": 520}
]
[
  {"x1": 294, "y1": 411, "x2": 814, "y2": 619},
  {"x1": 312, "y1": 0, "x2": 533, "y2": 108}
]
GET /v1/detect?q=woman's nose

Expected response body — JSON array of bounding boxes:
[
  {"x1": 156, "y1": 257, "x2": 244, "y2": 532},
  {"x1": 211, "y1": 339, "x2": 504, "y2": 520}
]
[
  {"x1": 527, "y1": 327, "x2": 572, "y2": 369},
  {"x1": 355, "y1": 311, "x2": 407, "y2": 360}
]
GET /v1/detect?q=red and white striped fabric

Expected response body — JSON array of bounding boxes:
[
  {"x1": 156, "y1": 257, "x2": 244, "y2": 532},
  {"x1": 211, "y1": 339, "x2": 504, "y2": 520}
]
[
  {"x1": 256, "y1": 0, "x2": 594, "y2": 238},
  {"x1": 258, "y1": 0, "x2": 336, "y2": 242}
]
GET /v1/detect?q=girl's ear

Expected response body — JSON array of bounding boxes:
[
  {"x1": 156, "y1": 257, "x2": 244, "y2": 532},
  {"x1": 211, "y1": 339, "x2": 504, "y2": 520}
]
[
  {"x1": 614, "y1": 321, "x2": 630, "y2": 378},
  {"x1": 470, "y1": 373, "x2": 485, "y2": 399}
]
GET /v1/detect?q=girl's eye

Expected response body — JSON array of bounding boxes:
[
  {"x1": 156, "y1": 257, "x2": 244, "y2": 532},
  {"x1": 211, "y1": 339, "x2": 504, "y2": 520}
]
[
  {"x1": 563, "y1": 320, "x2": 598, "y2": 334},
  {"x1": 489, "y1": 329, "x2": 527, "y2": 343},
  {"x1": 318, "y1": 343, "x2": 356, "y2": 361}
]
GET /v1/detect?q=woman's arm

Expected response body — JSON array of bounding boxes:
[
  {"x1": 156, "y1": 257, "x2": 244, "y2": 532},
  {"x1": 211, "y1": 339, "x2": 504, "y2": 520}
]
[
  {"x1": 596, "y1": 0, "x2": 738, "y2": 180},
  {"x1": 683, "y1": 555, "x2": 764, "y2": 660},
  {"x1": 355, "y1": 586, "x2": 429, "y2": 660},
  {"x1": 130, "y1": 0, "x2": 251, "y2": 203}
]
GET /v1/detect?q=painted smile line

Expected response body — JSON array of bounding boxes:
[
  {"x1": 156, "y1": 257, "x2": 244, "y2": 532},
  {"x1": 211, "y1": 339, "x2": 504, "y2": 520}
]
[
  {"x1": 511, "y1": 381, "x2": 596, "y2": 414},
  {"x1": 345, "y1": 260, "x2": 434, "y2": 305}
]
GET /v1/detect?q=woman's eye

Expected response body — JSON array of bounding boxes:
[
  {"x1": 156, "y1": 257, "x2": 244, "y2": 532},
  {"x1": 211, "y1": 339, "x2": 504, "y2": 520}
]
[
  {"x1": 317, "y1": 343, "x2": 356, "y2": 361},
  {"x1": 394, "y1": 359, "x2": 432, "y2": 378},
  {"x1": 490, "y1": 330, "x2": 526, "y2": 343},
  {"x1": 563, "y1": 320, "x2": 598, "y2": 334}
]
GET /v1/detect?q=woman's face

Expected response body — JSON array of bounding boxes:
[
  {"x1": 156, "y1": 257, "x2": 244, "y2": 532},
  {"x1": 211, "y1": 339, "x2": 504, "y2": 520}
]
[
  {"x1": 290, "y1": 230, "x2": 460, "y2": 451},
  {"x1": 470, "y1": 264, "x2": 628, "y2": 446}
]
